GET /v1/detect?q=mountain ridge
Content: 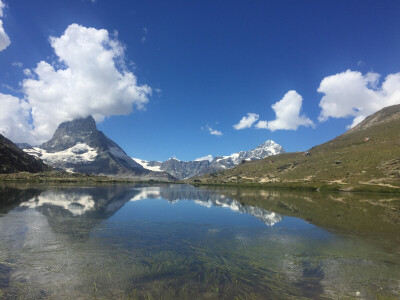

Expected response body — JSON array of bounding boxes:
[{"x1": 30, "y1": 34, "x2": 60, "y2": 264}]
[
  {"x1": 133, "y1": 140, "x2": 285, "y2": 180},
  {"x1": 188, "y1": 104, "x2": 400, "y2": 189},
  {"x1": 23, "y1": 116, "x2": 175, "y2": 181}
]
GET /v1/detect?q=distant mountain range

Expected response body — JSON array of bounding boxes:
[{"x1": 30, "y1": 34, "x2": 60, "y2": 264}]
[
  {"x1": 189, "y1": 104, "x2": 400, "y2": 189},
  {"x1": 13, "y1": 115, "x2": 283, "y2": 180},
  {"x1": 133, "y1": 140, "x2": 285, "y2": 180},
  {"x1": 20, "y1": 116, "x2": 175, "y2": 181},
  {"x1": 3, "y1": 104, "x2": 400, "y2": 189}
]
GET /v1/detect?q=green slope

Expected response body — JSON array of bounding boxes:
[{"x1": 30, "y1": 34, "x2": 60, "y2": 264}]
[{"x1": 188, "y1": 105, "x2": 400, "y2": 191}]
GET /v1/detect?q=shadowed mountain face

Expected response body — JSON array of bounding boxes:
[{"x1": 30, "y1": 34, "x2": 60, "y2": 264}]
[
  {"x1": 0, "y1": 134, "x2": 51, "y2": 174},
  {"x1": 191, "y1": 104, "x2": 400, "y2": 188},
  {"x1": 134, "y1": 140, "x2": 285, "y2": 180},
  {"x1": 22, "y1": 116, "x2": 175, "y2": 181}
]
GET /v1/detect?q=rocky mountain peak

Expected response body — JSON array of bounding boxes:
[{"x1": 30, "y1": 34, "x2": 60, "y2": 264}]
[
  {"x1": 57, "y1": 115, "x2": 97, "y2": 132},
  {"x1": 23, "y1": 116, "x2": 174, "y2": 181},
  {"x1": 259, "y1": 140, "x2": 278, "y2": 147},
  {"x1": 40, "y1": 115, "x2": 107, "y2": 153}
]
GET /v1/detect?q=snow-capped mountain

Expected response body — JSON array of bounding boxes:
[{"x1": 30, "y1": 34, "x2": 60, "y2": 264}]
[
  {"x1": 133, "y1": 140, "x2": 284, "y2": 180},
  {"x1": 23, "y1": 116, "x2": 175, "y2": 181},
  {"x1": 211, "y1": 140, "x2": 284, "y2": 167}
]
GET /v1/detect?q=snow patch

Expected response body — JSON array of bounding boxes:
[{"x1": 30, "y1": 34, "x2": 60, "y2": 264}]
[
  {"x1": 194, "y1": 155, "x2": 213, "y2": 162},
  {"x1": 24, "y1": 143, "x2": 98, "y2": 164},
  {"x1": 169, "y1": 157, "x2": 181, "y2": 161},
  {"x1": 132, "y1": 158, "x2": 162, "y2": 172}
]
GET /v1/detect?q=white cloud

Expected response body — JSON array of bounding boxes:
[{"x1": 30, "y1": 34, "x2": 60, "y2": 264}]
[
  {"x1": 0, "y1": 93, "x2": 33, "y2": 143},
  {"x1": 207, "y1": 126, "x2": 223, "y2": 136},
  {"x1": 0, "y1": 24, "x2": 152, "y2": 144},
  {"x1": 23, "y1": 68, "x2": 33, "y2": 77},
  {"x1": 256, "y1": 90, "x2": 314, "y2": 131},
  {"x1": 254, "y1": 120, "x2": 268, "y2": 129},
  {"x1": 12, "y1": 62, "x2": 23, "y2": 67},
  {"x1": 2, "y1": 83, "x2": 21, "y2": 93},
  {"x1": 0, "y1": 0, "x2": 11, "y2": 51},
  {"x1": 141, "y1": 27, "x2": 148, "y2": 43},
  {"x1": 201, "y1": 126, "x2": 222, "y2": 136},
  {"x1": 318, "y1": 70, "x2": 400, "y2": 128},
  {"x1": 233, "y1": 113, "x2": 259, "y2": 130},
  {"x1": 195, "y1": 155, "x2": 213, "y2": 162}
]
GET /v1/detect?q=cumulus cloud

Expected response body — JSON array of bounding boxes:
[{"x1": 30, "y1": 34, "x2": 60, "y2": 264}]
[
  {"x1": 318, "y1": 70, "x2": 400, "y2": 128},
  {"x1": 254, "y1": 120, "x2": 268, "y2": 129},
  {"x1": 0, "y1": 23, "x2": 152, "y2": 143},
  {"x1": 256, "y1": 90, "x2": 314, "y2": 131},
  {"x1": 233, "y1": 113, "x2": 259, "y2": 130},
  {"x1": 0, "y1": 93, "x2": 33, "y2": 142},
  {"x1": 0, "y1": 0, "x2": 11, "y2": 51}
]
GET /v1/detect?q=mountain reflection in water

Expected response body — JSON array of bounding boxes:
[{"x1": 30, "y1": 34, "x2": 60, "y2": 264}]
[
  {"x1": 129, "y1": 186, "x2": 282, "y2": 226},
  {"x1": 0, "y1": 183, "x2": 398, "y2": 299}
]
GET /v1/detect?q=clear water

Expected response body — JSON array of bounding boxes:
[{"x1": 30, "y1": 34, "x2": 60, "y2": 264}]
[{"x1": 0, "y1": 183, "x2": 399, "y2": 299}]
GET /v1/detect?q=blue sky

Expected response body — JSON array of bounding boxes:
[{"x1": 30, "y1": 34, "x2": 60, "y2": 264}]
[{"x1": 1, "y1": 0, "x2": 400, "y2": 161}]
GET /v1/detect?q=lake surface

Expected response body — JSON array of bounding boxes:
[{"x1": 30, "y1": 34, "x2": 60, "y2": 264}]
[{"x1": 0, "y1": 183, "x2": 399, "y2": 299}]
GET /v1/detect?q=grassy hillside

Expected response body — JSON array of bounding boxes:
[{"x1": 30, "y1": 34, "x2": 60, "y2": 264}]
[{"x1": 188, "y1": 105, "x2": 400, "y2": 191}]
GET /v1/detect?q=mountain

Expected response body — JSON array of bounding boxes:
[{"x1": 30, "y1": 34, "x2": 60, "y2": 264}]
[
  {"x1": 0, "y1": 134, "x2": 51, "y2": 174},
  {"x1": 23, "y1": 116, "x2": 175, "y2": 181},
  {"x1": 133, "y1": 140, "x2": 284, "y2": 180},
  {"x1": 210, "y1": 140, "x2": 284, "y2": 168},
  {"x1": 188, "y1": 105, "x2": 400, "y2": 189}
]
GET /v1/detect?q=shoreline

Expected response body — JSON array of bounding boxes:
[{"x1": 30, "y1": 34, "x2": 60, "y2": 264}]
[
  {"x1": 184, "y1": 180, "x2": 400, "y2": 194},
  {"x1": 0, "y1": 171, "x2": 399, "y2": 194}
]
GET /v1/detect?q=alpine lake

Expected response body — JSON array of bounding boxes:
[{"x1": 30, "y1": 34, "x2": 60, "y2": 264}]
[{"x1": 0, "y1": 183, "x2": 399, "y2": 299}]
